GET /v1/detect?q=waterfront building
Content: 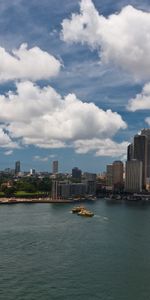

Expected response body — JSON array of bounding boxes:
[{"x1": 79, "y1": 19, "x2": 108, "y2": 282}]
[
  {"x1": 106, "y1": 164, "x2": 113, "y2": 187},
  {"x1": 52, "y1": 160, "x2": 58, "y2": 174},
  {"x1": 141, "y1": 129, "x2": 150, "y2": 178},
  {"x1": 72, "y1": 167, "x2": 82, "y2": 180},
  {"x1": 82, "y1": 172, "x2": 96, "y2": 195},
  {"x1": 52, "y1": 181, "x2": 86, "y2": 199},
  {"x1": 112, "y1": 161, "x2": 124, "y2": 192},
  {"x1": 134, "y1": 134, "x2": 147, "y2": 188},
  {"x1": 125, "y1": 160, "x2": 142, "y2": 193},
  {"x1": 15, "y1": 161, "x2": 20, "y2": 175}
]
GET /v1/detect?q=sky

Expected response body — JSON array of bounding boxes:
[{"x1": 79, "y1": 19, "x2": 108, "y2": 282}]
[{"x1": 0, "y1": 0, "x2": 150, "y2": 173}]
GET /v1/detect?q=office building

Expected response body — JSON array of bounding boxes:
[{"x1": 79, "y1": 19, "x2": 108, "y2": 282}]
[
  {"x1": 52, "y1": 181, "x2": 86, "y2": 199},
  {"x1": 125, "y1": 160, "x2": 142, "y2": 193},
  {"x1": 82, "y1": 172, "x2": 97, "y2": 195},
  {"x1": 134, "y1": 134, "x2": 147, "y2": 188},
  {"x1": 141, "y1": 129, "x2": 150, "y2": 178},
  {"x1": 112, "y1": 161, "x2": 124, "y2": 191},
  {"x1": 127, "y1": 143, "x2": 134, "y2": 161},
  {"x1": 52, "y1": 160, "x2": 58, "y2": 174},
  {"x1": 15, "y1": 161, "x2": 20, "y2": 174},
  {"x1": 106, "y1": 164, "x2": 113, "y2": 187},
  {"x1": 72, "y1": 167, "x2": 82, "y2": 180}
]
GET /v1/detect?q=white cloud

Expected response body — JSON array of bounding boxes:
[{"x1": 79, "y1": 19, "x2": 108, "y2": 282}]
[
  {"x1": 61, "y1": 0, "x2": 150, "y2": 80},
  {"x1": 0, "y1": 128, "x2": 18, "y2": 149},
  {"x1": 33, "y1": 155, "x2": 49, "y2": 162},
  {"x1": 33, "y1": 153, "x2": 57, "y2": 162},
  {"x1": 74, "y1": 138, "x2": 128, "y2": 157},
  {"x1": 4, "y1": 150, "x2": 13, "y2": 155},
  {"x1": 0, "y1": 43, "x2": 61, "y2": 82},
  {"x1": 127, "y1": 83, "x2": 150, "y2": 111},
  {"x1": 0, "y1": 81, "x2": 127, "y2": 152}
]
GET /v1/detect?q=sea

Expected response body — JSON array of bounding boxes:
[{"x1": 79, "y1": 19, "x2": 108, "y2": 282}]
[{"x1": 0, "y1": 199, "x2": 150, "y2": 300}]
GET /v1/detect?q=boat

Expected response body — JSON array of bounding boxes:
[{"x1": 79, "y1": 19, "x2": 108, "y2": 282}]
[
  {"x1": 72, "y1": 206, "x2": 86, "y2": 213},
  {"x1": 78, "y1": 209, "x2": 94, "y2": 217}
]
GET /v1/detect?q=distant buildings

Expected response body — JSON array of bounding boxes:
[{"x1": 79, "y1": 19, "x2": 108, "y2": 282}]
[{"x1": 52, "y1": 160, "x2": 58, "y2": 174}]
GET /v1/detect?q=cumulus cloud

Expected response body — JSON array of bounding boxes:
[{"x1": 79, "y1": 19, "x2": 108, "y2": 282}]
[
  {"x1": 74, "y1": 138, "x2": 128, "y2": 157},
  {"x1": 0, "y1": 81, "x2": 127, "y2": 155},
  {"x1": 0, "y1": 43, "x2": 61, "y2": 82},
  {"x1": 61, "y1": 0, "x2": 150, "y2": 80},
  {"x1": 0, "y1": 128, "x2": 18, "y2": 149},
  {"x1": 127, "y1": 83, "x2": 150, "y2": 111}
]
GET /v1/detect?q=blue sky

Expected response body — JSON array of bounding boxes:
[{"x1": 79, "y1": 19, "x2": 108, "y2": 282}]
[{"x1": 0, "y1": 0, "x2": 150, "y2": 173}]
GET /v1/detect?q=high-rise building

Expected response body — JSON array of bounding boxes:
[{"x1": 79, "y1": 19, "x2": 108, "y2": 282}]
[
  {"x1": 125, "y1": 160, "x2": 142, "y2": 193},
  {"x1": 72, "y1": 167, "x2": 82, "y2": 180},
  {"x1": 134, "y1": 134, "x2": 147, "y2": 188},
  {"x1": 127, "y1": 143, "x2": 134, "y2": 161},
  {"x1": 112, "y1": 161, "x2": 124, "y2": 191},
  {"x1": 52, "y1": 160, "x2": 58, "y2": 174},
  {"x1": 15, "y1": 161, "x2": 20, "y2": 174},
  {"x1": 141, "y1": 129, "x2": 150, "y2": 178},
  {"x1": 106, "y1": 164, "x2": 113, "y2": 187}
]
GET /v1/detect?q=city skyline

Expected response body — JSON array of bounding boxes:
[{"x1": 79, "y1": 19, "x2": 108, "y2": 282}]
[{"x1": 0, "y1": 0, "x2": 150, "y2": 172}]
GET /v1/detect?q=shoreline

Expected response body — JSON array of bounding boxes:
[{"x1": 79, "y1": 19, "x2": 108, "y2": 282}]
[{"x1": 0, "y1": 198, "x2": 74, "y2": 204}]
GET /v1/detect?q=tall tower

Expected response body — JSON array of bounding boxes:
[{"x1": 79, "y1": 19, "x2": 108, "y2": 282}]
[
  {"x1": 134, "y1": 134, "x2": 147, "y2": 188},
  {"x1": 52, "y1": 160, "x2": 58, "y2": 174},
  {"x1": 15, "y1": 161, "x2": 20, "y2": 174}
]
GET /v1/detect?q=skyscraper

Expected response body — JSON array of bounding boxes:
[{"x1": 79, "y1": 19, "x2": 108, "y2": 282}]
[
  {"x1": 15, "y1": 161, "x2": 20, "y2": 174},
  {"x1": 106, "y1": 164, "x2": 113, "y2": 187},
  {"x1": 141, "y1": 129, "x2": 150, "y2": 178},
  {"x1": 127, "y1": 143, "x2": 134, "y2": 161},
  {"x1": 134, "y1": 134, "x2": 147, "y2": 188},
  {"x1": 125, "y1": 160, "x2": 142, "y2": 193},
  {"x1": 52, "y1": 161, "x2": 58, "y2": 174}
]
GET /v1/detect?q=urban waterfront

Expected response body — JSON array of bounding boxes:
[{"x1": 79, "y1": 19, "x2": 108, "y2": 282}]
[{"x1": 1, "y1": 200, "x2": 150, "y2": 300}]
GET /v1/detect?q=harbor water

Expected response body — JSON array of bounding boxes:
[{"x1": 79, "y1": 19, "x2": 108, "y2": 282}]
[{"x1": 0, "y1": 199, "x2": 150, "y2": 300}]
